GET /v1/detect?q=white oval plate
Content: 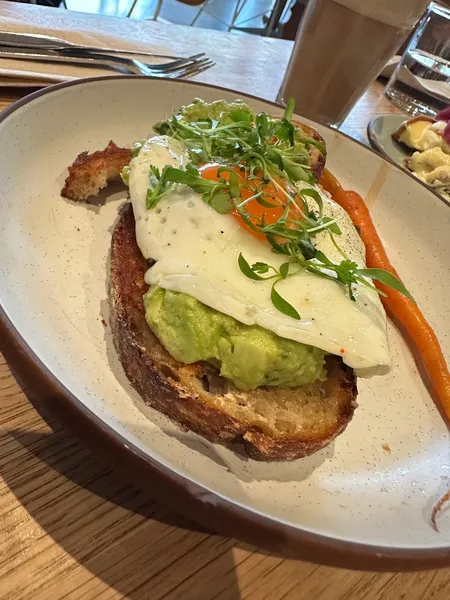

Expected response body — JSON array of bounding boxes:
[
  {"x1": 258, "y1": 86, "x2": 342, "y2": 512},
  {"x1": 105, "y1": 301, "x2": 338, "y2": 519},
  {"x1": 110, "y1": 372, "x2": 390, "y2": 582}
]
[{"x1": 0, "y1": 77, "x2": 449, "y2": 569}]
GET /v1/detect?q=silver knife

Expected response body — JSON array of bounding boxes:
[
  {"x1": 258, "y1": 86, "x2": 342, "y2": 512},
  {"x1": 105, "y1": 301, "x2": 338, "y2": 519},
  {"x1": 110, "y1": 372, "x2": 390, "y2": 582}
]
[
  {"x1": 0, "y1": 31, "x2": 204, "y2": 61},
  {"x1": 0, "y1": 45, "x2": 130, "y2": 73}
]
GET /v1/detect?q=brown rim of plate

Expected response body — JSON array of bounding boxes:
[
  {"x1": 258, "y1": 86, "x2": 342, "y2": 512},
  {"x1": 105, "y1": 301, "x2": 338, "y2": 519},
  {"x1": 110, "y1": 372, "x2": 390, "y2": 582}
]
[{"x1": 0, "y1": 76, "x2": 449, "y2": 571}]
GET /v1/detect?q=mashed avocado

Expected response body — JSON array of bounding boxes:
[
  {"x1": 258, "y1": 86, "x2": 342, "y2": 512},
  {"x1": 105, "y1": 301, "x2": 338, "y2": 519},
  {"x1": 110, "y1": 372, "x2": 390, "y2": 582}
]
[
  {"x1": 144, "y1": 287, "x2": 326, "y2": 391},
  {"x1": 177, "y1": 97, "x2": 254, "y2": 125}
]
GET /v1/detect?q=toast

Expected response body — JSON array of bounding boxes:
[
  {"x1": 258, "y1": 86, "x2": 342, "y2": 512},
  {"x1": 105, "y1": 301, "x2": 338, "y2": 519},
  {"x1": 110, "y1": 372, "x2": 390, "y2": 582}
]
[{"x1": 109, "y1": 204, "x2": 358, "y2": 461}]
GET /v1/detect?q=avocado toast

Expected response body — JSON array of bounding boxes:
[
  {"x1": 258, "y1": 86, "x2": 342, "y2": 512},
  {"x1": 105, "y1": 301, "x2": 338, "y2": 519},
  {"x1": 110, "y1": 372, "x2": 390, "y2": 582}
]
[
  {"x1": 109, "y1": 204, "x2": 357, "y2": 460},
  {"x1": 60, "y1": 98, "x2": 405, "y2": 461}
]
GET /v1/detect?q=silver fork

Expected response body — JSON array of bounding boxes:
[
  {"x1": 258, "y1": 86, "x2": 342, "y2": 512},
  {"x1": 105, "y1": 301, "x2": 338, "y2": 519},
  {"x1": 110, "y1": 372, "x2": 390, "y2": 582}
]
[
  {"x1": 0, "y1": 47, "x2": 215, "y2": 78},
  {"x1": 60, "y1": 47, "x2": 208, "y2": 73}
]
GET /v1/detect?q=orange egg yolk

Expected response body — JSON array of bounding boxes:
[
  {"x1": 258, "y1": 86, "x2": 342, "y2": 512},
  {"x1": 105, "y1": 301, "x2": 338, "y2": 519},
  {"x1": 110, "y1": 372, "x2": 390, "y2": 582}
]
[{"x1": 199, "y1": 163, "x2": 301, "y2": 240}]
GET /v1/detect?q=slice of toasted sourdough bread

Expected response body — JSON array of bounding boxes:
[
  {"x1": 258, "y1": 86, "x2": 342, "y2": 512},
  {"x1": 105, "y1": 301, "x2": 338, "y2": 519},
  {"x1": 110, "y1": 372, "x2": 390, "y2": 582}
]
[{"x1": 109, "y1": 204, "x2": 358, "y2": 461}]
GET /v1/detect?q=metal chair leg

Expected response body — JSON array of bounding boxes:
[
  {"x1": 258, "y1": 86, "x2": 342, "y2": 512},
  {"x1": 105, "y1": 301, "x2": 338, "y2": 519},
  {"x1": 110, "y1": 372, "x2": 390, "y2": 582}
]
[
  {"x1": 126, "y1": 0, "x2": 139, "y2": 18},
  {"x1": 228, "y1": 0, "x2": 247, "y2": 31},
  {"x1": 127, "y1": 0, "x2": 164, "y2": 20},
  {"x1": 190, "y1": 0, "x2": 209, "y2": 26},
  {"x1": 153, "y1": 0, "x2": 164, "y2": 20}
]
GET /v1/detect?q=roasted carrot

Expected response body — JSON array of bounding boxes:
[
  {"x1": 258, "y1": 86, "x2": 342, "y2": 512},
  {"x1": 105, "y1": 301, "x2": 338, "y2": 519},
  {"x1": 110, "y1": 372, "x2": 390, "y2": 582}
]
[
  {"x1": 330, "y1": 188, "x2": 450, "y2": 421},
  {"x1": 319, "y1": 168, "x2": 343, "y2": 198},
  {"x1": 320, "y1": 170, "x2": 450, "y2": 419},
  {"x1": 320, "y1": 170, "x2": 450, "y2": 528}
]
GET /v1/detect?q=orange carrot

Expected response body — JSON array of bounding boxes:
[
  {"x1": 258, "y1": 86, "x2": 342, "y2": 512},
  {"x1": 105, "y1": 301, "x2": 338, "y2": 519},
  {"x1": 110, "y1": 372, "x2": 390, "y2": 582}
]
[
  {"x1": 333, "y1": 190, "x2": 450, "y2": 423},
  {"x1": 319, "y1": 168, "x2": 343, "y2": 198},
  {"x1": 320, "y1": 170, "x2": 450, "y2": 420},
  {"x1": 331, "y1": 188, "x2": 450, "y2": 420}
]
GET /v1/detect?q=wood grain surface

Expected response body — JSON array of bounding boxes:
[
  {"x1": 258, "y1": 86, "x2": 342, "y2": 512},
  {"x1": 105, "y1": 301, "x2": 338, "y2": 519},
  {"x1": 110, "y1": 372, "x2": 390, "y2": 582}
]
[{"x1": 0, "y1": 4, "x2": 449, "y2": 599}]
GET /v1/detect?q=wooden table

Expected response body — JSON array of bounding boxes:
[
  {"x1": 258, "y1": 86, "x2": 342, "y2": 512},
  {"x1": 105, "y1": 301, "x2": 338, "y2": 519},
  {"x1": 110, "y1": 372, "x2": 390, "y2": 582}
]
[{"x1": 1, "y1": 4, "x2": 449, "y2": 600}]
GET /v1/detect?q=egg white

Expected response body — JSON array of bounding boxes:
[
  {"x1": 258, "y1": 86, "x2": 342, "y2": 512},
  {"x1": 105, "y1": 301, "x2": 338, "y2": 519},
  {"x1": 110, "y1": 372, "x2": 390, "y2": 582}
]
[{"x1": 129, "y1": 136, "x2": 391, "y2": 370}]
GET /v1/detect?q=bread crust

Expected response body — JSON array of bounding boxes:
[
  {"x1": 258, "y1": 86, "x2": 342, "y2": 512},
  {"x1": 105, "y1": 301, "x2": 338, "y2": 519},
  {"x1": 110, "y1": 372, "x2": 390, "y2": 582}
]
[
  {"x1": 109, "y1": 205, "x2": 357, "y2": 461},
  {"x1": 61, "y1": 141, "x2": 132, "y2": 201},
  {"x1": 292, "y1": 120, "x2": 326, "y2": 181}
]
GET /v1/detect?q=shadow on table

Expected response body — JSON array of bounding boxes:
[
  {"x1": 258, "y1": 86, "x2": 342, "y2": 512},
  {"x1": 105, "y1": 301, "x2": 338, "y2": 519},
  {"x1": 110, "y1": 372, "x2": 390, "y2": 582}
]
[{"x1": 2, "y1": 382, "x2": 245, "y2": 600}]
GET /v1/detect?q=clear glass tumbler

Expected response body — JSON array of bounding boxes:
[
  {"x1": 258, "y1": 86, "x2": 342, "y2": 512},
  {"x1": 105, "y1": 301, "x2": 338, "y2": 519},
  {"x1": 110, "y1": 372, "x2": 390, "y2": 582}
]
[
  {"x1": 384, "y1": 2, "x2": 450, "y2": 118},
  {"x1": 277, "y1": 0, "x2": 430, "y2": 127}
]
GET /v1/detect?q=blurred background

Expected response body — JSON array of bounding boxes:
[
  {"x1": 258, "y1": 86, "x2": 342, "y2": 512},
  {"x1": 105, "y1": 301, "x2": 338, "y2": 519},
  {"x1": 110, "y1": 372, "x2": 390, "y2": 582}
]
[{"x1": 7, "y1": 0, "x2": 306, "y2": 39}]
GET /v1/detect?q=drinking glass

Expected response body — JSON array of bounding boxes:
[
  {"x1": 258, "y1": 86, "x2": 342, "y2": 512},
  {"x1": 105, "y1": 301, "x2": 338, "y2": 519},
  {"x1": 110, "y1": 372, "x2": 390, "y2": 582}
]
[
  {"x1": 384, "y1": 2, "x2": 450, "y2": 118},
  {"x1": 277, "y1": 0, "x2": 430, "y2": 127}
]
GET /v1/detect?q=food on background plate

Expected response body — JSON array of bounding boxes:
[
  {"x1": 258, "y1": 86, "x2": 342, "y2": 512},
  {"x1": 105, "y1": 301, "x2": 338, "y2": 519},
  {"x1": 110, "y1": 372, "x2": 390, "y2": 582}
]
[
  {"x1": 392, "y1": 109, "x2": 450, "y2": 200},
  {"x1": 61, "y1": 98, "x2": 443, "y2": 466},
  {"x1": 392, "y1": 116, "x2": 436, "y2": 150}
]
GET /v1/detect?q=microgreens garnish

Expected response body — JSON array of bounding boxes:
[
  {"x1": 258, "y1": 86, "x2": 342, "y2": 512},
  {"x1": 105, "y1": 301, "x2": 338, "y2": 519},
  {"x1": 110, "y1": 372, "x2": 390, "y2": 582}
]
[
  {"x1": 154, "y1": 99, "x2": 323, "y2": 185},
  {"x1": 238, "y1": 253, "x2": 300, "y2": 319},
  {"x1": 120, "y1": 165, "x2": 130, "y2": 186},
  {"x1": 131, "y1": 140, "x2": 146, "y2": 158},
  {"x1": 146, "y1": 164, "x2": 240, "y2": 213},
  {"x1": 143, "y1": 99, "x2": 413, "y2": 319}
]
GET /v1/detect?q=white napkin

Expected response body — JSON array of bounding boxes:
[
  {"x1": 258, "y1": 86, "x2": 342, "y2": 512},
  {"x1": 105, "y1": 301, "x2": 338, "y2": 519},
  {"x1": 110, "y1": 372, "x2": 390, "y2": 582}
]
[
  {"x1": 379, "y1": 56, "x2": 401, "y2": 79},
  {"x1": 0, "y1": 3, "x2": 174, "y2": 86},
  {"x1": 379, "y1": 54, "x2": 450, "y2": 102},
  {"x1": 396, "y1": 64, "x2": 450, "y2": 102}
]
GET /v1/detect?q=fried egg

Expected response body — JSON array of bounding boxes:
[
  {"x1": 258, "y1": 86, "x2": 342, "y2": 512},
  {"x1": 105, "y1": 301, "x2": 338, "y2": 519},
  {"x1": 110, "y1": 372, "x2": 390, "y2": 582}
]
[{"x1": 129, "y1": 135, "x2": 390, "y2": 370}]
